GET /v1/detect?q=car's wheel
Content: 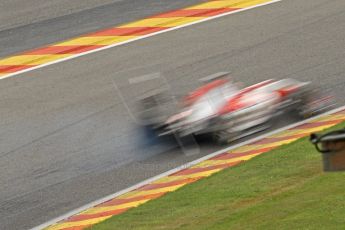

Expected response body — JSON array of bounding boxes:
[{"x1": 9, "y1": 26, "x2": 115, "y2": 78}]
[{"x1": 213, "y1": 130, "x2": 233, "y2": 145}]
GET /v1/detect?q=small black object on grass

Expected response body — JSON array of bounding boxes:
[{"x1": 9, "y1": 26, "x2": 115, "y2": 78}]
[{"x1": 310, "y1": 128, "x2": 345, "y2": 171}]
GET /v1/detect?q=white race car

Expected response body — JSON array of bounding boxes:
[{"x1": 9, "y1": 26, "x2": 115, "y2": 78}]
[{"x1": 138, "y1": 72, "x2": 334, "y2": 144}]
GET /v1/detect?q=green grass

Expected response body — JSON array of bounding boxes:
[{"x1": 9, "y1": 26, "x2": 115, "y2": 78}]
[{"x1": 90, "y1": 123, "x2": 345, "y2": 230}]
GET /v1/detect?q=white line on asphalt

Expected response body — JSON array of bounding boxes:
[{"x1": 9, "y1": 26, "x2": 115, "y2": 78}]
[
  {"x1": 31, "y1": 104, "x2": 345, "y2": 230},
  {"x1": 0, "y1": 0, "x2": 282, "y2": 81}
]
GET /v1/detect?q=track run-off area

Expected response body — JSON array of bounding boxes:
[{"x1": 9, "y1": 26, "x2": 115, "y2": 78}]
[
  {"x1": 0, "y1": 0, "x2": 345, "y2": 229},
  {"x1": 38, "y1": 108, "x2": 345, "y2": 230}
]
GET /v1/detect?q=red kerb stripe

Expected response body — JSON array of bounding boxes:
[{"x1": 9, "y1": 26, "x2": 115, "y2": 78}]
[
  {"x1": 212, "y1": 147, "x2": 274, "y2": 161},
  {"x1": 99, "y1": 192, "x2": 166, "y2": 207},
  {"x1": 88, "y1": 27, "x2": 166, "y2": 36},
  {"x1": 172, "y1": 161, "x2": 240, "y2": 176},
  {"x1": 25, "y1": 45, "x2": 104, "y2": 55},
  {"x1": 67, "y1": 209, "x2": 128, "y2": 222},
  {"x1": 253, "y1": 134, "x2": 307, "y2": 145},
  {"x1": 151, "y1": 8, "x2": 239, "y2": 18},
  {"x1": 0, "y1": 65, "x2": 34, "y2": 73},
  {"x1": 137, "y1": 177, "x2": 202, "y2": 191}
]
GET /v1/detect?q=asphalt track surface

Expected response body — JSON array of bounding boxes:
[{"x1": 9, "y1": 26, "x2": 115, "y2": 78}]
[
  {"x1": 1, "y1": 0, "x2": 345, "y2": 229},
  {"x1": 0, "y1": 0, "x2": 204, "y2": 57}
]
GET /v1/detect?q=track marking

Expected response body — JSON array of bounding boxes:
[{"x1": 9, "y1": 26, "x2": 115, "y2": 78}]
[
  {"x1": 0, "y1": 0, "x2": 282, "y2": 80},
  {"x1": 32, "y1": 105, "x2": 345, "y2": 230}
]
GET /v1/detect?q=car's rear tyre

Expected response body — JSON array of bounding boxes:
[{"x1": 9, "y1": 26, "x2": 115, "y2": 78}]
[{"x1": 213, "y1": 130, "x2": 233, "y2": 145}]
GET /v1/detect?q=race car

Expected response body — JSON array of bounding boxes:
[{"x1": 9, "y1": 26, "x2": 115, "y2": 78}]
[{"x1": 137, "y1": 72, "x2": 334, "y2": 144}]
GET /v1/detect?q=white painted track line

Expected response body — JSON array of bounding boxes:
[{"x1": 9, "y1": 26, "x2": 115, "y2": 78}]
[{"x1": 0, "y1": 0, "x2": 282, "y2": 81}]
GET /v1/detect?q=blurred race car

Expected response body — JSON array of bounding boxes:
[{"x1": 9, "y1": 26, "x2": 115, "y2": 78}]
[{"x1": 137, "y1": 72, "x2": 334, "y2": 144}]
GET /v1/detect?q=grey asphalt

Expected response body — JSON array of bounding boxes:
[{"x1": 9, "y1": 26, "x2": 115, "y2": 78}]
[
  {"x1": 1, "y1": 0, "x2": 345, "y2": 229},
  {"x1": 0, "y1": 0, "x2": 205, "y2": 57}
]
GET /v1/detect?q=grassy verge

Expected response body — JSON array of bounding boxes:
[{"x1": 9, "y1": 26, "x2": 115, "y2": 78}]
[{"x1": 91, "y1": 123, "x2": 345, "y2": 230}]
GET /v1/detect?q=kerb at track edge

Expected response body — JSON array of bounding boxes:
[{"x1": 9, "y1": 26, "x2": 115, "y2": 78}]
[
  {"x1": 0, "y1": 0, "x2": 282, "y2": 81},
  {"x1": 31, "y1": 105, "x2": 345, "y2": 230}
]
